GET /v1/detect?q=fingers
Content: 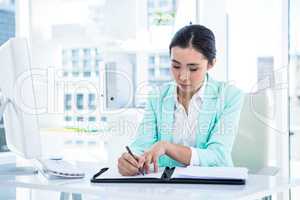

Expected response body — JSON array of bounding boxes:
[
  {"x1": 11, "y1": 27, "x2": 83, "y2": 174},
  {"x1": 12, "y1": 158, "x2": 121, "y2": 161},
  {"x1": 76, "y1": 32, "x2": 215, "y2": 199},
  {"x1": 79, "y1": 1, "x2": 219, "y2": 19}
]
[
  {"x1": 118, "y1": 151, "x2": 160, "y2": 175},
  {"x1": 118, "y1": 158, "x2": 138, "y2": 176},
  {"x1": 144, "y1": 153, "x2": 152, "y2": 174},
  {"x1": 117, "y1": 155, "x2": 139, "y2": 176},
  {"x1": 137, "y1": 155, "x2": 145, "y2": 174},
  {"x1": 118, "y1": 163, "x2": 132, "y2": 176},
  {"x1": 153, "y1": 157, "x2": 159, "y2": 173},
  {"x1": 138, "y1": 155, "x2": 145, "y2": 168},
  {"x1": 122, "y1": 152, "x2": 139, "y2": 168},
  {"x1": 142, "y1": 153, "x2": 160, "y2": 173}
]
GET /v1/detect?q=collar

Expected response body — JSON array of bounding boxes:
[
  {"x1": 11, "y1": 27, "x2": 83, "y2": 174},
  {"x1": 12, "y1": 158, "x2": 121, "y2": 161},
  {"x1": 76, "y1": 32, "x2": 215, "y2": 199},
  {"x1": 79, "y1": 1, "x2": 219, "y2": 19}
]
[
  {"x1": 163, "y1": 73, "x2": 219, "y2": 105},
  {"x1": 174, "y1": 74, "x2": 207, "y2": 108}
]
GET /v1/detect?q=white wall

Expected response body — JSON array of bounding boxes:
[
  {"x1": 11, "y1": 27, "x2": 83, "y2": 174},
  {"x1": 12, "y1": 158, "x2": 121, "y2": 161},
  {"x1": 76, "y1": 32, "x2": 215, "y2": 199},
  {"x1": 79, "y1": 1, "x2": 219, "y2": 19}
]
[{"x1": 198, "y1": 0, "x2": 227, "y2": 81}]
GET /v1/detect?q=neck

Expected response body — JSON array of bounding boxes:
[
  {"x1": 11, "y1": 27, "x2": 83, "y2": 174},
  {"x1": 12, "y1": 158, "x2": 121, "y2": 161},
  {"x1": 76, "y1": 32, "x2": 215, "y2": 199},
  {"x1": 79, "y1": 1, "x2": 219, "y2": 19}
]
[
  {"x1": 177, "y1": 83, "x2": 203, "y2": 102},
  {"x1": 178, "y1": 90, "x2": 193, "y2": 102}
]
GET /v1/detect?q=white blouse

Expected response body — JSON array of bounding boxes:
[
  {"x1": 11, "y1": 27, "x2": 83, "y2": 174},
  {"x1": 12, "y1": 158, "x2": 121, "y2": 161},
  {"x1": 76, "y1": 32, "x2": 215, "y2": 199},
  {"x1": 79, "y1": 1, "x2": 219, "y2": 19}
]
[{"x1": 173, "y1": 79, "x2": 206, "y2": 166}]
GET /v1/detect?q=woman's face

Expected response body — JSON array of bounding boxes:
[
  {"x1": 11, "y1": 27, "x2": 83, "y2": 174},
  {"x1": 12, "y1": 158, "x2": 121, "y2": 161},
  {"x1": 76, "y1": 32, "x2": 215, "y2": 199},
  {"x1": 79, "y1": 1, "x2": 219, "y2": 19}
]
[{"x1": 170, "y1": 46, "x2": 215, "y2": 95}]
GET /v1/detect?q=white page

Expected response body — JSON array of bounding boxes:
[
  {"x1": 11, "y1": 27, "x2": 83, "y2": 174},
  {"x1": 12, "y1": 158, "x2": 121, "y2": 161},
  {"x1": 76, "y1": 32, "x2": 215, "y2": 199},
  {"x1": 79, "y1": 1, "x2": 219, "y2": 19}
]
[
  {"x1": 98, "y1": 168, "x2": 163, "y2": 179},
  {"x1": 172, "y1": 167, "x2": 248, "y2": 180}
]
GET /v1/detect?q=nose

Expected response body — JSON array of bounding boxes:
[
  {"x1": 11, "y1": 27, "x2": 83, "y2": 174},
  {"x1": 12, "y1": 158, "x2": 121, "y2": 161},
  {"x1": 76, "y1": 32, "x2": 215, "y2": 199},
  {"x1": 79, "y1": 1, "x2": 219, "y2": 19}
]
[{"x1": 179, "y1": 69, "x2": 190, "y2": 82}]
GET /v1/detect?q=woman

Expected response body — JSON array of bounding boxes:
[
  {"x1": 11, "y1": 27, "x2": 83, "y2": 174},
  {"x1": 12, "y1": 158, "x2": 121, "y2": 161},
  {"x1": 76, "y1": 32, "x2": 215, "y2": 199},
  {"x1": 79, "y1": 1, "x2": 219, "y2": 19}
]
[{"x1": 118, "y1": 24, "x2": 244, "y2": 176}]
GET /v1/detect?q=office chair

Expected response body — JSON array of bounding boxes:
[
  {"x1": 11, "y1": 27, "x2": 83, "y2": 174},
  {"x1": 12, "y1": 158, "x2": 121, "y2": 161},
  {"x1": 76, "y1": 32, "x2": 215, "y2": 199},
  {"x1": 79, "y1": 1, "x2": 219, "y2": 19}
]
[{"x1": 232, "y1": 88, "x2": 279, "y2": 175}]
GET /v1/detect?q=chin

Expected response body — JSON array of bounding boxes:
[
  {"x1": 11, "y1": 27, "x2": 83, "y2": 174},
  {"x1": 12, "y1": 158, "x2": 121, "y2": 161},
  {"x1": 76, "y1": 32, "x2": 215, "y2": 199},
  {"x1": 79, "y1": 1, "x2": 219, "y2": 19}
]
[{"x1": 178, "y1": 85, "x2": 194, "y2": 93}]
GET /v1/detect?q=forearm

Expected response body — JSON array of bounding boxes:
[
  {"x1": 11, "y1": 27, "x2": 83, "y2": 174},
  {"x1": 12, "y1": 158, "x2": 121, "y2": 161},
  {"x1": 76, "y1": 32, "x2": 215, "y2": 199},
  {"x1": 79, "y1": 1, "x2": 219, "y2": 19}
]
[{"x1": 164, "y1": 141, "x2": 192, "y2": 166}]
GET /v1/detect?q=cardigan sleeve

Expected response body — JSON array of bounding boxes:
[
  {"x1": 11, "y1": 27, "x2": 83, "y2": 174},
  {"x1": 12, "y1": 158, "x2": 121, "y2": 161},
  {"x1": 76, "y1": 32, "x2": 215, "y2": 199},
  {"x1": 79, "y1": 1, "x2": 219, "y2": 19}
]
[
  {"x1": 129, "y1": 91, "x2": 159, "y2": 156},
  {"x1": 195, "y1": 85, "x2": 244, "y2": 166}
]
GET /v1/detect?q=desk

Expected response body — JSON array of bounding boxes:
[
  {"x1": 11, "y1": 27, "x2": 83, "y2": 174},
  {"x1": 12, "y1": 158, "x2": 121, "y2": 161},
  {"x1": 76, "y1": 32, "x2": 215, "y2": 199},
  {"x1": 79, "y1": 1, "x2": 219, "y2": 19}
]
[{"x1": 0, "y1": 165, "x2": 299, "y2": 200}]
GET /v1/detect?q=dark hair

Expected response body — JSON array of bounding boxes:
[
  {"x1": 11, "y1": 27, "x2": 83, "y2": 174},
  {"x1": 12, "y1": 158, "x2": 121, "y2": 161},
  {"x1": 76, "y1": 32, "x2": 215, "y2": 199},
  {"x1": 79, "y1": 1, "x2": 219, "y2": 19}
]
[{"x1": 169, "y1": 24, "x2": 216, "y2": 64}]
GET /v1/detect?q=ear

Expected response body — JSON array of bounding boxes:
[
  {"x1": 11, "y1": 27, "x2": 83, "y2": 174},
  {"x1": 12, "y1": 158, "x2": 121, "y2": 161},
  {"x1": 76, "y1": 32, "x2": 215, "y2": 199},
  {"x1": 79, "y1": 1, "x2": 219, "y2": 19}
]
[{"x1": 207, "y1": 59, "x2": 216, "y2": 70}]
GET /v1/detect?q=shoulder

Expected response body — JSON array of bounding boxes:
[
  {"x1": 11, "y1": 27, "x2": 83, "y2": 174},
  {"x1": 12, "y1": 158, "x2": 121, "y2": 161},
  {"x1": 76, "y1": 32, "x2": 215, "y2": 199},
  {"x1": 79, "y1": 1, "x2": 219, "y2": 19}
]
[
  {"x1": 207, "y1": 75, "x2": 244, "y2": 106},
  {"x1": 147, "y1": 82, "x2": 176, "y2": 104},
  {"x1": 222, "y1": 82, "x2": 244, "y2": 102}
]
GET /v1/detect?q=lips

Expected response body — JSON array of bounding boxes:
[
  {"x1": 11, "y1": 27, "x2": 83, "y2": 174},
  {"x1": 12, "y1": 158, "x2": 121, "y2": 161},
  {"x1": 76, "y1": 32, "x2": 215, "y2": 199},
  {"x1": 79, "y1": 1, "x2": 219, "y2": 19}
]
[{"x1": 179, "y1": 84, "x2": 191, "y2": 87}]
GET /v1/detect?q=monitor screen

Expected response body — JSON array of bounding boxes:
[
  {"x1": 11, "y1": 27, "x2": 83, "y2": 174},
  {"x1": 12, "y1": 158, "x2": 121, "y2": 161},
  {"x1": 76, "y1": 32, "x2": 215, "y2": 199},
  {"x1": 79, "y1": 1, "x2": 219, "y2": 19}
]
[{"x1": 0, "y1": 38, "x2": 42, "y2": 159}]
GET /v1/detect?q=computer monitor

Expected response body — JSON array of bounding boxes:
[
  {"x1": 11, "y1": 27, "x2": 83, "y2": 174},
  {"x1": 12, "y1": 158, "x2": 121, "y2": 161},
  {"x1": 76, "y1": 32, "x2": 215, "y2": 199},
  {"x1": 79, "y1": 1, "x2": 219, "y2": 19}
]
[{"x1": 0, "y1": 38, "x2": 42, "y2": 161}]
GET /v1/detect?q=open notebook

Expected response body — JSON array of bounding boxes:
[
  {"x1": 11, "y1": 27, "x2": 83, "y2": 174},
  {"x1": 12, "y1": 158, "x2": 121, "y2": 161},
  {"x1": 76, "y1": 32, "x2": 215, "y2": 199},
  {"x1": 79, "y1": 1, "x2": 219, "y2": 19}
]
[{"x1": 91, "y1": 166, "x2": 248, "y2": 185}]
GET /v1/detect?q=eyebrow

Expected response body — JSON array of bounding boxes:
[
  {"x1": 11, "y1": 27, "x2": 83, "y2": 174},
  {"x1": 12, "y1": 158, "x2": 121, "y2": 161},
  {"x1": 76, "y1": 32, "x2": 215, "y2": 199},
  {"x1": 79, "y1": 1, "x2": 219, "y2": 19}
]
[
  {"x1": 171, "y1": 59, "x2": 181, "y2": 64},
  {"x1": 187, "y1": 63, "x2": 199, "y2": 67},
  {"x1": 171, "y1": 59, "x2": 199, "y2": 67}
]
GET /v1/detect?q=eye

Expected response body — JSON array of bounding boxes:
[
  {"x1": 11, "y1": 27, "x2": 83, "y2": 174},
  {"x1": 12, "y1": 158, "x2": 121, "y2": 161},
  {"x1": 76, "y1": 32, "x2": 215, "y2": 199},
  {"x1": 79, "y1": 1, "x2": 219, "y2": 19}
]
[
  {"x1": 189, "y1": 66, "x2": 199, "y2": 72},
  {"x1": 189, "y1": 68, "x2": 198, "y2": 72},
  {"x1": 172, "y1": 65, "x2": 180, "y2": 69},
  {"x1": 188, "y1": 64, "x2": 200, "y2": 72}
]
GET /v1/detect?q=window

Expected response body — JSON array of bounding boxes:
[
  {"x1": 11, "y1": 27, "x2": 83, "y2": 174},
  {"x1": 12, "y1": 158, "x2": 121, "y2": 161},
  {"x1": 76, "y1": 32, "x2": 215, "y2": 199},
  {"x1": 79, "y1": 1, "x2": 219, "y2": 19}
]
[
  {"x1": 83, "y1": 48, "x2": 91, "y2": 58},
  {"x1": 72, "y1": 60, "x2": 79, "y2": 67},
  {"x1": 83, "y1": 71, "x2": 91, "y2": 77},
  {"x1": 0, "y1": 0, "x2": 15, "y2": 153},
  {"x1": 158, "y1": 54, "x2": 170, "y2": 78},
  {"x1": 72, "y1": 60, "x2": 80, "y2": 77},
  {"x1": 62, "y1": 49, "x2": 70, "y2": 77},
  {"x1": 100, "y1": 116, "x2": 107, "y2": 122},
  {"x1": 227, "y1": 0, "x2": 285, "y2": 92},
  {"x1": 83, "y1": 59, "x2": 91, "y2": 77},
  {"x1": 257, "y1": 57, "x2": 274, "y2": 90},
  {"x1": 64, "y1": 94, "x2": 72, "y2": 111},
  {"x1": 149, "y1": 55, "x2": 155, "y2": 67},
  {"x1": 159, "y1": 0, "x2": 169, "y2": 7},
  {"x1": 76, "y1": 116, "x2": 84, "y2": 122},
  {"x1": 148, "y1": 55, "x2": 156, "y2": 80},
  {"x1": 159, "y1": 54, "x2": 169, "y2": 66},
  {"x1": 95, "y1": 48, "x2": 100, "y2": 56},
  {"x1": 148, "y1": 0, "x2": 155, "y2": 10},
  {"x1": 148, "y1": 53, "x2": 171, "y2": 87},
  {"x1": 88, "y1": 93, "x2": 96, "y2": 110},
  {"x1": 88, "y1": 116, "x2": 96, "y2": 122},
  {"x1": 0, "y1": 2, "x2": 15, "y2": 45},
  {"x1": 62, "y1": 49, "x2": 68, "y2": 65},
  {"x1": 63, "y1": 71, "x2": 68, "y2": 77},
  {"x1": 64, "y1": 116, "x2": 72, "y2": 121},
  {"x1": 71, "y1": 49, "x2": 80, "y2": 61},
  {"x1": 0, "y1": 117, "x2": 8, "y2": 152},
  {"x1": 28, "y1": 0, "x2": 196, "y2": 131},
  {"x1": 147, "y1": 0, "x2": 177, "y2": 27},
  {"x1": 60, "y1": 46, "x2": 102, "y2": 129},
  {"x1": 63, "y1": 47, "x2": 101, "y2": 78},
  {"x1": 289, "y1": 0, "x2": 300, "y2": 198},
  {"x1": 95, "y1": 59, "x2": 100, "y2": 76},
  {"x1": 83, "y1": 54, "x2": 91, "y2": 63},
  {"x1": 76, "y1": 94, "x2": 84, "y2": 110}
]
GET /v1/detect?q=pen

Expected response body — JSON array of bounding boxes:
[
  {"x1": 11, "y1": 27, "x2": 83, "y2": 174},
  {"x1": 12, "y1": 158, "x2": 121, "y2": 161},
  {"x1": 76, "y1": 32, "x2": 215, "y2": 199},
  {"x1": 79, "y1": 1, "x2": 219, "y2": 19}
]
[{"x1": 125, "y1": 146, "x2": 144, "y2": 176}]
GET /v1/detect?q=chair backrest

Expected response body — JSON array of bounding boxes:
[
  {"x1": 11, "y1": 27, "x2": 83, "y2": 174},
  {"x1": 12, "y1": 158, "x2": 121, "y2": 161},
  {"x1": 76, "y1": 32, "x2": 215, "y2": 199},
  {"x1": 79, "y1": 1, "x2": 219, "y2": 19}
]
[{"x1": 232, "y1": 89, "x2": 275, "y2": 173}]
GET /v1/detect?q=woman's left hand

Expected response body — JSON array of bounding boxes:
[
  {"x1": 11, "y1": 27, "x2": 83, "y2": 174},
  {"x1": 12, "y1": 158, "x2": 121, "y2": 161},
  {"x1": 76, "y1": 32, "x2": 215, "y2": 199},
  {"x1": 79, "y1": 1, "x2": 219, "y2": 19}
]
[{"x1": 139, "y1": 141, "x2": 169, "y2": 174}]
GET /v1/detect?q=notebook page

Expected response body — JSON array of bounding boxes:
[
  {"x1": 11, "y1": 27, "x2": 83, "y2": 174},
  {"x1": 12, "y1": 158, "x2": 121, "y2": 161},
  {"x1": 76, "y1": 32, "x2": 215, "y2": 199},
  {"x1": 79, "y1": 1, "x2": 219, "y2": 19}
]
[{"x1": 172, "y1": 167, "x2": 248, "y2": 180}]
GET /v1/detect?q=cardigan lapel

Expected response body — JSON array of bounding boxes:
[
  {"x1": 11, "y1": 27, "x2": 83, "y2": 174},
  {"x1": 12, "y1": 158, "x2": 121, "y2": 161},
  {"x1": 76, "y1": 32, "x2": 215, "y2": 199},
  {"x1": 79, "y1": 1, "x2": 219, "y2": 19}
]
[
  {"x1": 159, "y1": 83, "x2": 176, "y2": 141},
  {"x1": 195, "y1": 74, "x2": 220, "y2": 145}
]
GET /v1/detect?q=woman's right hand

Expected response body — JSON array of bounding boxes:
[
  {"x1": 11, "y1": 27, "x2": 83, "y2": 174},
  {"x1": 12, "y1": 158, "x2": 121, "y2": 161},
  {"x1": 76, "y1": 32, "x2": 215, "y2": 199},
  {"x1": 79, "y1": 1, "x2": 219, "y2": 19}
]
[{"x1": 117, "y1": 152, "x2": 143, "y2": 176}]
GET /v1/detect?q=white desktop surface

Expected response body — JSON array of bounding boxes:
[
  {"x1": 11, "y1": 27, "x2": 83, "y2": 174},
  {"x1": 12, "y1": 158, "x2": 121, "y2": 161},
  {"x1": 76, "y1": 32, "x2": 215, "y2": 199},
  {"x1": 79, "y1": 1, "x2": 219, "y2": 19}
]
[{"x1": 0, "y1": 164, "x2": 299, "y2": 200}]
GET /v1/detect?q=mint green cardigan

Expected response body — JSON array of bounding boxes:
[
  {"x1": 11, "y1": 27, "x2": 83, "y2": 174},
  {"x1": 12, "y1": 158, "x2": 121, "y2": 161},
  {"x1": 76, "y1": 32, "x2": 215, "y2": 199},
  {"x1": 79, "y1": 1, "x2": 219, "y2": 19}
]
[{"x1": 130, "y1": 74, "x2": 244, "y2": 167}]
